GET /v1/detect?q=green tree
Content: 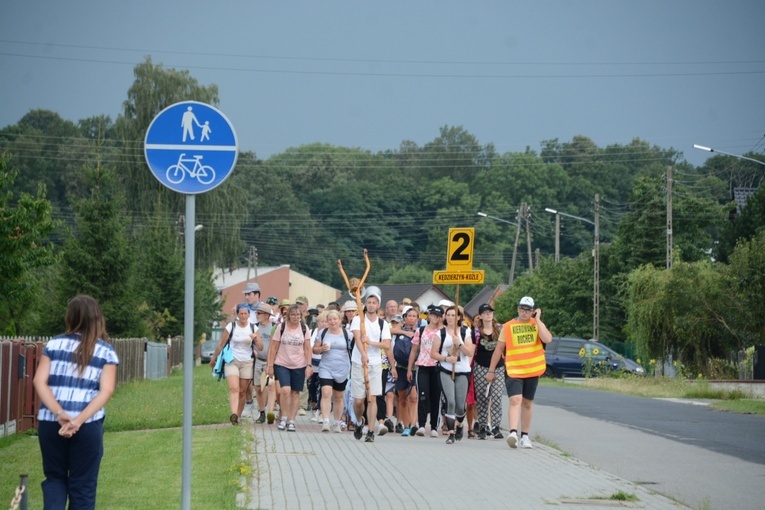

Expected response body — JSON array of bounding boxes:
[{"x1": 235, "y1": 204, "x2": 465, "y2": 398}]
[
  {"x1": 625, "y1": 261, "x2": 736, "y2": 375},
  {"x1": 53, "y1": 164, "x2": 145, "y2": 337},
  {"x1": 0, "y1": 157, "x2": 56, "y2": 334},
  {"x1": 725, "y1": 231, "x2": 765, "y2": 346}
]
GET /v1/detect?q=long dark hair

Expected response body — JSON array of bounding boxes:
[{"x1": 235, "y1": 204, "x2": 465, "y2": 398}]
[
  {"x1": 65, "y1": 295, "x2": 109, "y2": 376},
  {"x1": 473, "y1": 313, "x2": 500, "y2": 341}
]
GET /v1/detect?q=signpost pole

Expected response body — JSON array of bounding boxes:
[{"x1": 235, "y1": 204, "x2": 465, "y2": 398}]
[{"x1": 181, "y1": 195, "x2": 195, "y2": 510}]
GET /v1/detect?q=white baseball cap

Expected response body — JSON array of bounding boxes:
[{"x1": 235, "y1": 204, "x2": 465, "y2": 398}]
[{"x1": 519, "y1": 296, "x2": 535, "y2": 308}]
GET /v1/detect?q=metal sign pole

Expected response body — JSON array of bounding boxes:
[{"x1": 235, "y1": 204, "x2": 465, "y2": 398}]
[{"x1": 181, "y1": 194, "x2": 195, "y2": 510}]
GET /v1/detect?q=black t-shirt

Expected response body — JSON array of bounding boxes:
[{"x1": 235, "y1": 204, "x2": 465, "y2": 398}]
[{"x1": 474, "y1": 327, "x2": 502, "y2": 367}]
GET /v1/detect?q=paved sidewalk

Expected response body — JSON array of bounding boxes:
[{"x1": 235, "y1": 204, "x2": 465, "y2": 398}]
[{"x1": 243, "y1": 417, "x2": 684, "y2": 509}]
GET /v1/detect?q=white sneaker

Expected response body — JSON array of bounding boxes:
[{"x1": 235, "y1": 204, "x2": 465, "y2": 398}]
[
  {"x1": 321, "y1": 419, "x2": 331, "y2": 432},
  {"x1": 519, "y1": 435, "x2": 533, "y2": 449},
  {"x1": 277, "y1": 417, "x2": 287, "y2": 431},
  {"x1": 287, "y1": 420, "x2": 296, "y2": 432},
  {"x1": 311, "y1": 410, "x2": 319, "y2": 423},
  {"x1": 298, "y1": 408, "x2": 307, "y2": 416},
  {"x1": 333, "y1": 422, "x2": 343, "y2": 433},
  {"x1": 377, "y1": 423, "x2": 388, "y2": 436},
  {"x1": 242, "y1": 403, "x2": 253, "y2": 420},
  {"x1": 506, "y1": 431, "x2": 518, "y2": 448},
  {"x1": 416, "y1": 427, "x2": 426, "y2": 437},
  {"x1": 430, "y1": 430, "x2": 439, "y2": 438}
]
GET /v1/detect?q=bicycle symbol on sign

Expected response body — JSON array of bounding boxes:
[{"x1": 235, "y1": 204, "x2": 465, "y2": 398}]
[{"x1": 166, "y1": 153, "x2": 216, "y2": 185}]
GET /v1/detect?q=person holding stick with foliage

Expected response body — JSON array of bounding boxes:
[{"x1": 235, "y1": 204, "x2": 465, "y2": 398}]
[
  {"x1": 34, "y1": 295, "x2": 119, "y2": 510},
  {"x1": 487, "y1": 296, "x2": 552, "y2": 449}
]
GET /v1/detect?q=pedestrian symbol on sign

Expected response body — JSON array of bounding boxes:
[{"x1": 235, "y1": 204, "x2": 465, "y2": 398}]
[{"x1": 144, "y1": 101, "x2": 238, "y2": 194}]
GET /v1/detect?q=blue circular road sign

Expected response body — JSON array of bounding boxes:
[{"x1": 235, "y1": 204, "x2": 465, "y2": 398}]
[{"x1": 144, "y1": 101, "x2": 238, "y2": 194}]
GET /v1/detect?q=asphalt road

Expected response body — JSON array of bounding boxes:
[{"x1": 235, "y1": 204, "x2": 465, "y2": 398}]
[{"x1": 530, "y1": 384, "x2": 765, "y2": 509}]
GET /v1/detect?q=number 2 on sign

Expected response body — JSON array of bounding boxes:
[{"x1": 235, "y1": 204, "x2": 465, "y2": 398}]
[
  {"x1": 447, "y1": 228, "x2": 474, "y2": 269},
  {"x1": 451, "y1": 232, "x2": 471, "y2": 261}
]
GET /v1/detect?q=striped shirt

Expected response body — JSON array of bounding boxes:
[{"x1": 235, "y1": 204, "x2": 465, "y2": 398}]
[{"x1": 37, "y1": 333, "x2": 120, "y2": 423}]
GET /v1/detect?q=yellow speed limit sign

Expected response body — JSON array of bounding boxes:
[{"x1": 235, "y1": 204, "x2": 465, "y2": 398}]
[{"x1": 446, "y1": 228, "x2": 475, "y2": 272}]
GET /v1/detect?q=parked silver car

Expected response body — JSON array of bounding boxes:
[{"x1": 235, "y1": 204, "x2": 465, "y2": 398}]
[{"x1": 200, "y1": 339, "x2": 217, "y2": 364}]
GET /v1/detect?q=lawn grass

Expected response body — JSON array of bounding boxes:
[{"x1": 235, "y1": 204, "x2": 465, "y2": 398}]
[
  {"x1": 544, "y1": 375, "x2": 765, "y2": 416},
  {"x1": 1, "y1": 365, "x2": 249, "y2": 509}
]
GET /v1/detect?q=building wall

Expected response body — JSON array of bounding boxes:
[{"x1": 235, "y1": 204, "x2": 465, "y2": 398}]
[
  {"x1": 287, "y1": 271, "x2": 342, "y2": 308},
  {"x1": 217, "y1": 266, "x2": 341, "y2": 315}
]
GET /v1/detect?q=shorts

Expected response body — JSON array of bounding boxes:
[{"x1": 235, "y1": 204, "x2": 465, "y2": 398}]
[
  {"x1": 224, "y1": 359, "x2": 254, "y2": 379},
  {"x1": 320, "y1": 377, "x2": 348, "y2": 392},
  {"x1": 394, "y1": 365, "x2": 415, "y2": 393},
  {"x1": 253, "y1": 358, "x2": 267, "y2": 387},
  {"x1": 273, "y1": 364, "x2": 306, "y2": 392},
  {"x1": 505, "y1": 376, "x2": 540, "y2": 401},
  {"x1": 351, "y1": 362, "x2": 382, "y2": 399}
]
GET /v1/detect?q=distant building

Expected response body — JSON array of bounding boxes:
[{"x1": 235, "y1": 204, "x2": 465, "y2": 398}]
[
  {"x1": 337, "y1": 283, "x2": 452, "y2": 310},
  {"x1": 214, "y1": 265, "x2": 341, "y2": 313}
]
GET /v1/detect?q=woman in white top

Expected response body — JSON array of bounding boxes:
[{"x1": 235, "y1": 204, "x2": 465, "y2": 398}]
[
  {"x1": 211, "y1": 303, "x2": 262, "y2": 425},
  {"x1": 431, "y1": 305, "x2": 474, "y2": 444}
]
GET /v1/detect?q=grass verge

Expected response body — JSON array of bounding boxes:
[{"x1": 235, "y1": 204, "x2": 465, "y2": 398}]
[
  {"x1": 1, "y1": 365, "x2": 248, "y2": 509},
  {"x1": 543, "y1": 376, "x2": 765, "y2": 416}
]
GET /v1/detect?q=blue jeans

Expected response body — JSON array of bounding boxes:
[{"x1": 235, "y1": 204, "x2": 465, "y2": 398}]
[{"x1": 38, "y1": 418, "x2": 105, "y2": 510}]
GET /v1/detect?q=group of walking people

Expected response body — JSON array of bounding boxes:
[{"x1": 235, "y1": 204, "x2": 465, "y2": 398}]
[{"x1": 211, "y1": 282, "x2": 553, "y2": 449}]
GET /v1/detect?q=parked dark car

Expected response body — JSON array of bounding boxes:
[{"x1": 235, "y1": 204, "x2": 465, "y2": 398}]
[
  {"x1": 200, "y1": 339, "x2": 217, "y2": 364},
  {"x1": 544, "y1": 337, "x2": 645, "y2": 377}
]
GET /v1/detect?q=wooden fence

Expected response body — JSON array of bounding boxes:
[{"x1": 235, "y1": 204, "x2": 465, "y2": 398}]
[{"x1": 0, "y1": 335, "x2": 186, "y2": 436}]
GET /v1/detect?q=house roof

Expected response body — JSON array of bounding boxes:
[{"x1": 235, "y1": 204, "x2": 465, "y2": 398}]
[
  {"x1": 464, "y1": 286, "x2": 497, "y2": 318},
  {"x1": 336, "y1": 284, "x2": 450, "y2": 306}
]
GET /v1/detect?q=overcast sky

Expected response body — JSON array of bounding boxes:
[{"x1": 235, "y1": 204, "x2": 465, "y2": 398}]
[{"x1": 2, "y1": 0, "x2": 763, "y2": 168}]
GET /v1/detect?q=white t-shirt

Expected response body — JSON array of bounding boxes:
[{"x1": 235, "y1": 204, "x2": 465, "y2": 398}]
[
  {"x1": 350, "y1": 315, "x2": 391, "y2": 366},
  {"x1": 226, "y1": 322, "x2": 254, "y2": 362},
  {"x1": 438, "y1": 327, "x2": 473, "y2": 374}
]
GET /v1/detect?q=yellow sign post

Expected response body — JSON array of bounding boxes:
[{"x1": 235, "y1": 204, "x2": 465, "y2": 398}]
[
  {"x1": 434, "y1": 228, "x2": 485, "y2": 380},
  {"x1": 446, "y1": 228, "x2": 475, "y2": 272}
]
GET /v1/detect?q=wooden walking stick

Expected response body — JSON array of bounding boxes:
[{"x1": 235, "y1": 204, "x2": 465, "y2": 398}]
[{"x1": 338, "y1": 249, "x2": 372, "y2": 405}]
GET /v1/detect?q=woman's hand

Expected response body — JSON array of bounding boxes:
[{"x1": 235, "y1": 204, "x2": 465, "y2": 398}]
[
  {"x1": 322, "y1": 343, "x2": 331, "y2": 353},
  {"x1": 407, "y1": 368, "x2": 413, "y2": 382}
]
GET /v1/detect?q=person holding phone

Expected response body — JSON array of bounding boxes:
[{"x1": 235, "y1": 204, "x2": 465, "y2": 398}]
[{"x1": 486, "y1": 296, "x2": 552, "y2": 449}]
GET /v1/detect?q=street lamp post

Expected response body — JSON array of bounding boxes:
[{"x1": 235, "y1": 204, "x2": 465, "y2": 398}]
[
  {"x1": 477, "y1": 211, "x2": 520, "y2": 285},
  {"x1": 693, "y1": 144, "x2": 765, "y2": 167},
  {"x1": 544, "y1": 198, "x2": 600, "y2": 341}
]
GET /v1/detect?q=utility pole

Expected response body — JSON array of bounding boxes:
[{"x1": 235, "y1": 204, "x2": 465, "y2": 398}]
[
  {"x1": 553, "y1": 212, "x2": 560, "y2": 263},
  {"x1": 253, "y1": 246, "x2": 259, "y2": 282},
  {"x1": 666, "y1": 166, "x2": 673, "y2": 269},
  {"x1": 246, "y1": 245, "x2": 256, "y2": 282},
  {"x1": 593, "y1": 193, "x2": 600, "y2": 341},
  {"x1": 524, "y1": 202, "x2": 533, "y2": 274},
  {"x1": 509, "y1": 205, "x2": 523, "y2": 285}
]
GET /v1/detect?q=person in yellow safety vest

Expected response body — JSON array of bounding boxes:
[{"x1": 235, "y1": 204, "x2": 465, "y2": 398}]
[{"x1": 486, "y1": 296, "x2": 552, "y2": 450}]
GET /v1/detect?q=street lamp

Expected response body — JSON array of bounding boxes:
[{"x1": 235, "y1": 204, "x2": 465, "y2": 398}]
[
  {"x1": 693, "y1": 144, "x2": 765, "y2": 167},
  {"x1": 477, "y1": 211, "x2": 518, "y2": 227},
  {"x1": 477, "y1": 211, "x2": 521, "y2": 285},
  {"x1": 544, "y1": 199, "x2": 600, "y2": 341}
]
